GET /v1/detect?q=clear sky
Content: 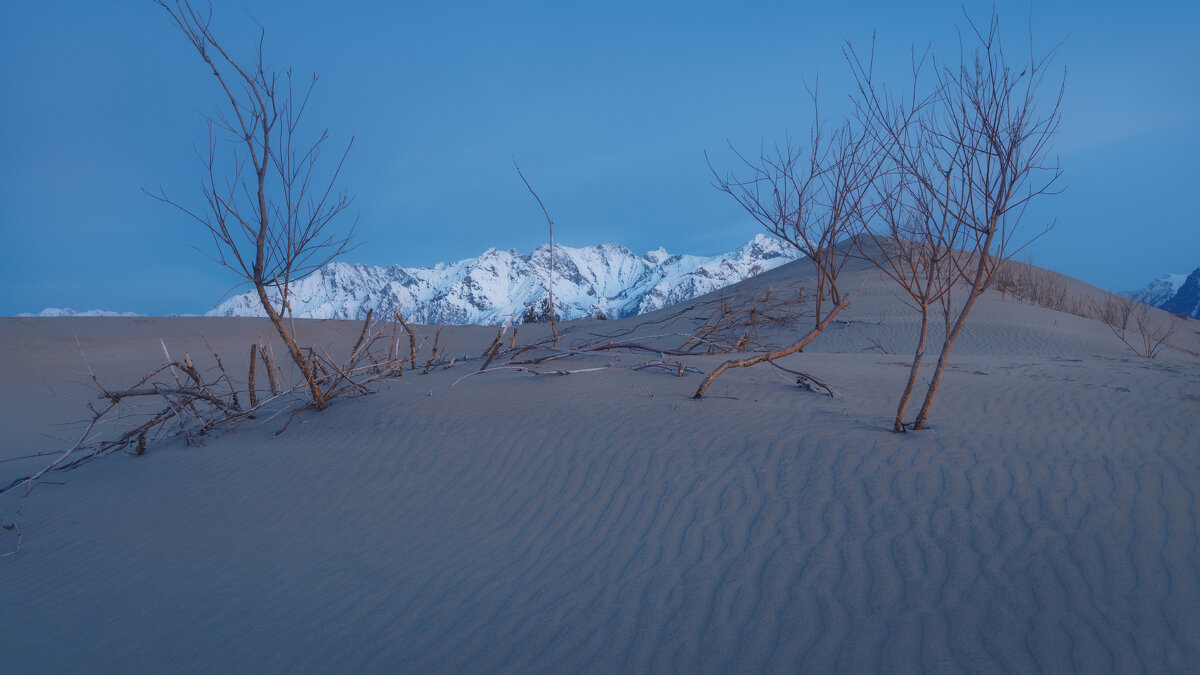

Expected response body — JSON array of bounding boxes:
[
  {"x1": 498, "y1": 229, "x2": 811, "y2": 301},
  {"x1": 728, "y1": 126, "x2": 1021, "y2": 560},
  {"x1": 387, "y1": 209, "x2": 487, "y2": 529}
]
[{"x1": 2, "y1": 0, "x2": 1197, "y2": 315}]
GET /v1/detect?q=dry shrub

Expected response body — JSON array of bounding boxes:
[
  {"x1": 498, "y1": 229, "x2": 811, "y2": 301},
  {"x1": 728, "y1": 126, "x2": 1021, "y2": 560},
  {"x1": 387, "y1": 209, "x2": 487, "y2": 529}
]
[
  {"x1": 2, "y1": 310, "x2": 454, "y2": 497},
  {"x1": 676, "y1": 285, "x2": 805, "y2": 354},
  {"x1": 1093, "y1": 292, "x2": 1179, "y2": 359},
  {"x1": 992, "y1": 259, "x2": 1089, "y2": 318}
]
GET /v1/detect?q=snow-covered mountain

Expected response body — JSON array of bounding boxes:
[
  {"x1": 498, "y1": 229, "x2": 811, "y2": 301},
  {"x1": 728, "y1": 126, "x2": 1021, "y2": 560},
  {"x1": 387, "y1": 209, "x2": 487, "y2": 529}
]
[
  {"x1": 16, "y1": 307, "x2": 144, "y2": 318},
  {"x1": 1160, "y1": 268, "x2": 1200, "y2": 319},
  {"x1": 1128, "y1": 273, "x2": 1189, "y2": 307},
  {"x1": 1129, "y1": 268, "x2": 1200, "y2": 319},
  {"x1": 207, "y1": 234, "x2": 799, "y2": 324}
]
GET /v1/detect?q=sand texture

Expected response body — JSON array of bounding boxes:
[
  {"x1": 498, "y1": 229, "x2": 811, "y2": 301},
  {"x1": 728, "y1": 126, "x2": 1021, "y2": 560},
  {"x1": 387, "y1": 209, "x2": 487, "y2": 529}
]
[{"x1": 2, "y1": 259, "x2": 1199, "y2": 673}]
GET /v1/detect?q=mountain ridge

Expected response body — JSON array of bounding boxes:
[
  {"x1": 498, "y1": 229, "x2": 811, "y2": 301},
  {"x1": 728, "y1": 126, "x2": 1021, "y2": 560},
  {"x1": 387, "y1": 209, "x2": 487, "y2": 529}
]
[
  {"x1": 206, "y1": 234, "x2": 800, "y2": 324},
  {"x1": 1129, "y1": 268, "x2": 1200, "y2": 319}
]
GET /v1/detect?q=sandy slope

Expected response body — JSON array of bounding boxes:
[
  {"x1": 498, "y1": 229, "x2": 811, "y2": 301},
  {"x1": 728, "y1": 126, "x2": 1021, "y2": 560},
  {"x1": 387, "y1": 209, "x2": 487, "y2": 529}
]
[{"x1": 1, "y1": 259, "x2": 1198, "y2": 673}]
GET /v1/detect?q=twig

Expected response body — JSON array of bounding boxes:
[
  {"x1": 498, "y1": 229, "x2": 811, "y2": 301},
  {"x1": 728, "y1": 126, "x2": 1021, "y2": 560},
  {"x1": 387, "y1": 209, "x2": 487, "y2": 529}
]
[
  {"x1": 422, "y1": 324, "x2": 444, "y2": 375},
  {"x1": 395, "y1": 310, "x2": 417, "y2": 370},
  {"x1": 20, "y1": 415, "x2": 102, "y2": 496},
  {"x1": 454, "y1": 364, "x2": 617, "y2": 386},
  {"x1": 247, "y1": 343, "x2": 259, "y2": 407},
  {"x1": 514, "y1": 159, "x2": 560, "y2": 345},
  {"x1": 274, "y1": 403, "x2": 317, "y2": 438},
  {"x1": 260, "y1": 340, "x2": 279, "y2": 396},
  {"x1": 201, "y1": 334, "x2": 241, "y2": 408},
  {"x1": 766, "y1": 358, "x2": 836, "y2": 397},
  {"x1": 0, "y1": 519, "x2": 21, "y2": 558},
  {"x1": 632, "y1": 361, "x2": 704, "y2": 376},
  {"x1": 0, "y1": 451, "x2": 64, "y2": 465}
]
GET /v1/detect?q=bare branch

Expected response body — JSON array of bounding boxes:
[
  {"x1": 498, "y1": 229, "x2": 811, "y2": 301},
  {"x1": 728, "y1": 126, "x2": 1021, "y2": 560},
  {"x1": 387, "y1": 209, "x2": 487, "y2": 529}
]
[
  {"x1": 846, "y1": 6, "x2": 1064, "y2": 430},
  {"x1": 694, "y1": 89, "x2": 885, "y2": 398},
  {"x1": 514, "y1": 160, "x2": 560, "y2": 344},
  {"x1": 152, "y1": 0, "x2": 356, "y2": 410}
]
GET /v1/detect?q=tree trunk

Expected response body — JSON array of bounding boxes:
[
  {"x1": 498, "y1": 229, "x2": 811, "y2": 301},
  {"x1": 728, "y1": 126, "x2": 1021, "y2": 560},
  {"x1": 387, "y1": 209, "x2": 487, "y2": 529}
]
[
  {"x1": 893, "y1": 301, "x2": 929, "y2": 433},
  {"x1": 548, "y1": 228, "x2": 559, "y2": 345},
  {"x1": 255, "y1": 283, "x2": 327, "y2": 410},
  {"x1": 912, "y1": 239, "x2": 994, "y2": 429}
]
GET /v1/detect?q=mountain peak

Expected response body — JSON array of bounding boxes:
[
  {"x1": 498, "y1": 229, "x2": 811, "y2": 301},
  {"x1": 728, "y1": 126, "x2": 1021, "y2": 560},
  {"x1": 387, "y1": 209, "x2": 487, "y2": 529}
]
[
  {"x1": 17, "y1": 307, "x2": 144, "y2": 318},
  {"x1": 643, "y1": 247, "x2": 671, "y2": 264},
  {"x1": 207, "y1": 235, "x2": 801, "y2": 324},
  {"x1": 1161, "y1": 268, "x2": 1200, "y2": 318},
  {"x1": 1129, "y1": 267, "x2": 1200, "y2": 319}
]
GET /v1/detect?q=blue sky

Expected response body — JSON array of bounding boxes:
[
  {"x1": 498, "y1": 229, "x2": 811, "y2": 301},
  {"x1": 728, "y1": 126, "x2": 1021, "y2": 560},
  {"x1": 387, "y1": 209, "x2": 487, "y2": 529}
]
[{"x1": 1, "y1": 0, "x2": 1197, "y2": 315}]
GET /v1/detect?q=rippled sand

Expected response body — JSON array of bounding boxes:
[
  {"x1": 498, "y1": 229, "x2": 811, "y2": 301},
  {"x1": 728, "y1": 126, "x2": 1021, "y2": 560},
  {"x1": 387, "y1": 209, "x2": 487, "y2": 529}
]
[{"x1": 2, "y1": 258, "x2": 1198, "y2": 672}]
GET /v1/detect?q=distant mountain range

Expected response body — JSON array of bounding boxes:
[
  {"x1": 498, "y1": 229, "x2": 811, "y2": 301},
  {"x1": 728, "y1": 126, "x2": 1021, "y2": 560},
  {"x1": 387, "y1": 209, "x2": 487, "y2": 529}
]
[
  {"x1": 22, "y1": 245, "x2": 1197, "y2": 324},
  {"x1": 1129, "y1": 268, "x2": 1200, "y2": 319},
  {"x1": 17, "y1": 308, "x2": 144, "y2": 318},
  {"x1": 206, "y1": 234, "x2": 798, "y2": 324}
]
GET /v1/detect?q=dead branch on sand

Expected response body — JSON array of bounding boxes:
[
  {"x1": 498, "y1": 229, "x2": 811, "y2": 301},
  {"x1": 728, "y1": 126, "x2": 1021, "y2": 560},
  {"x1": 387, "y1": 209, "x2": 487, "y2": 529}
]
[
  {"x1": 766, "y1": 358, "x2": 837, "y2": 397},
  {"x1": 693, "y1": 83, "x2": 885, "y2": 399},
  {"x1": 9, "y1": 280, "x2": 828, "y2": 510},
  {"x1": 0, "y1": 514, "x2": 20, "y2": 558},
  {"x1": 675, "y1": 285, "x2": 806, "y2": 354},
  {"x1": 462, "y1": 281, "x2": 841, "y2": 393},
  {"x1": 0, "y1": 311, "x2": 457, "y2": 500}
]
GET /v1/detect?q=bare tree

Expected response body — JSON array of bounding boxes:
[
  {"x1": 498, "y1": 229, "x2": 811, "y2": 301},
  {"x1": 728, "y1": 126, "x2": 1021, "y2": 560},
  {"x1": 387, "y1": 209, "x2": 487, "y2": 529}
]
[
  {"x1": 693, "y1": 99, "x2": 883, "y2": 399},
  {"x1": 1095, "y1": 293, "x2": 1179, "y2": 359},
  {"x1": 514, "y1": 160, "x2": 560, "y2": 343},
  {"x1": 846, "y1": 43, "x2": 964, "y2": 433},
  {"x1": 1094, "y1": 291, "x2": 1136, "y2": 334},
  {"x1": 1129, "y1": 304, "x2": 1180, "y2": 359},
  {"x1": 847, "y1": 9, "x2": 1063, "y2": 429},
  {"x1": 148, "y1": 0, "x2": 355, "y2": 410},
  {"x1": 855, "y1": 177, "x2": 964, "y2": 431}
]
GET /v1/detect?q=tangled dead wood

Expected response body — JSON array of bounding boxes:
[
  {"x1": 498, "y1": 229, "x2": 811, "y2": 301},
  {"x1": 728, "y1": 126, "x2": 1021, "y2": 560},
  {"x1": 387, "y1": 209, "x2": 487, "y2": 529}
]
[
  {"x1": 0, "y1": 311, "x2": 453, "y2": 498},
  {"x1": 6, "y1": 283, "x2": 821, "y2": 504},
  {"x1": 675, "y1": 285, "x2": 806, "y2": 354},
  {"x1": 462, "y1": 282, "x2": 836, "y2": 394},
  {"x1": 1094, "y1": 293, "x2": 1179, "y2": 359}
]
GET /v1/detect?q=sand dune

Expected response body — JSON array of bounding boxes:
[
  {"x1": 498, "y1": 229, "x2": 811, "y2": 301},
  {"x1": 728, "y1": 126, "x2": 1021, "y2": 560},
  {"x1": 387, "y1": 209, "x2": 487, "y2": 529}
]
[{"x1": 2, "y1": 259, "x2": 1198, "y2": 672}]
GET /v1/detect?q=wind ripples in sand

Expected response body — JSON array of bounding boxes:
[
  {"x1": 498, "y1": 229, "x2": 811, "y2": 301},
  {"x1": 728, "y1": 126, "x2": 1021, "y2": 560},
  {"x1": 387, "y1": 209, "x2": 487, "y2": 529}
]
[
  {"x1": 2, "y1": 352, "x2": 1198, "y2": 673},
  {"x1": 277, "y1": 372, "x2": 1197, "y2": 673}
]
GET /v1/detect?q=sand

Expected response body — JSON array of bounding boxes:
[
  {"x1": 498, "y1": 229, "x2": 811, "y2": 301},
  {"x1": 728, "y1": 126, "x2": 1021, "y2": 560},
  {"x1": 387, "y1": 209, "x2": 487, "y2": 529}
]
[{"x1": 2, "y1": 258, "x2": 1198, "y2": 673}]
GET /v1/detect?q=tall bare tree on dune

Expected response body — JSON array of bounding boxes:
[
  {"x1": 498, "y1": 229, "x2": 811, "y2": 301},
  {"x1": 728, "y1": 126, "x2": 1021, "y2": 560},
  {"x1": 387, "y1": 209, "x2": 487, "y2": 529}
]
[
  {"x1": 148, "y1": 0, "x2": 356, "y2": 410},
  {"x1": 693, "y1": 98, "x2": 884, "y2": 399},
  {"x1": 856, "y1": 175, "x2": 966, "y2": 432},
  {"x1": 847, "y1": 9, "x2": 1064, "y2": 430}
]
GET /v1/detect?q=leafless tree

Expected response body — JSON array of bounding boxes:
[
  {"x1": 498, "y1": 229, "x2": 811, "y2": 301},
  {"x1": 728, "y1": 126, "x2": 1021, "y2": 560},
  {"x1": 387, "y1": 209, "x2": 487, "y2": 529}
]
[
  {"x1": 847, "y1": 9, "x2": 1064, "y2": 429},
  {"x1": 514, "y1": 160, "x2": 560, "y2": 343},
  {"x1": 1095, "y1": 293, "x2": 1179, "y2": 359},
  {"x1": 846, "y1": 42, "x2": 964, "y2": 432},
  {"x1": 1131, "y1": 305, "x2": 1180, "y2": 359},
  {"x1": 693, "y1": 98, "x2": 884, "y2": 399},
  {"x1": 855, "y1": 176, "x2": 965, "y2": 431},
  {"x1": 1094, "y1": 291, "x2": 1136, "y2": 334},
  {"x1": 148, "y1": 0, "x2": 355, "y2": 410}
]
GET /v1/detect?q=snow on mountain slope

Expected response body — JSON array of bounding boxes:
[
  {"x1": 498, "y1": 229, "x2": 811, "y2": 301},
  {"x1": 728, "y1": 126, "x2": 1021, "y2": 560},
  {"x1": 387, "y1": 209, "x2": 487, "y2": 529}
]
[
  {"x1": 1128, "y1": 268, "x2": 1200, "y2": 319},
  {"x1": 1127, "y1": 273, "x2": 1189, "y2": 307},
  {"x1": 1160, "y1": 268, "x2": 1200, "y2": 319},
  {"x1": 207, "y1": 234, "x2": 799, "y2": 324},
  {"x1": 16, "y1": 308, "x2": 144, "y2": 318}
]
